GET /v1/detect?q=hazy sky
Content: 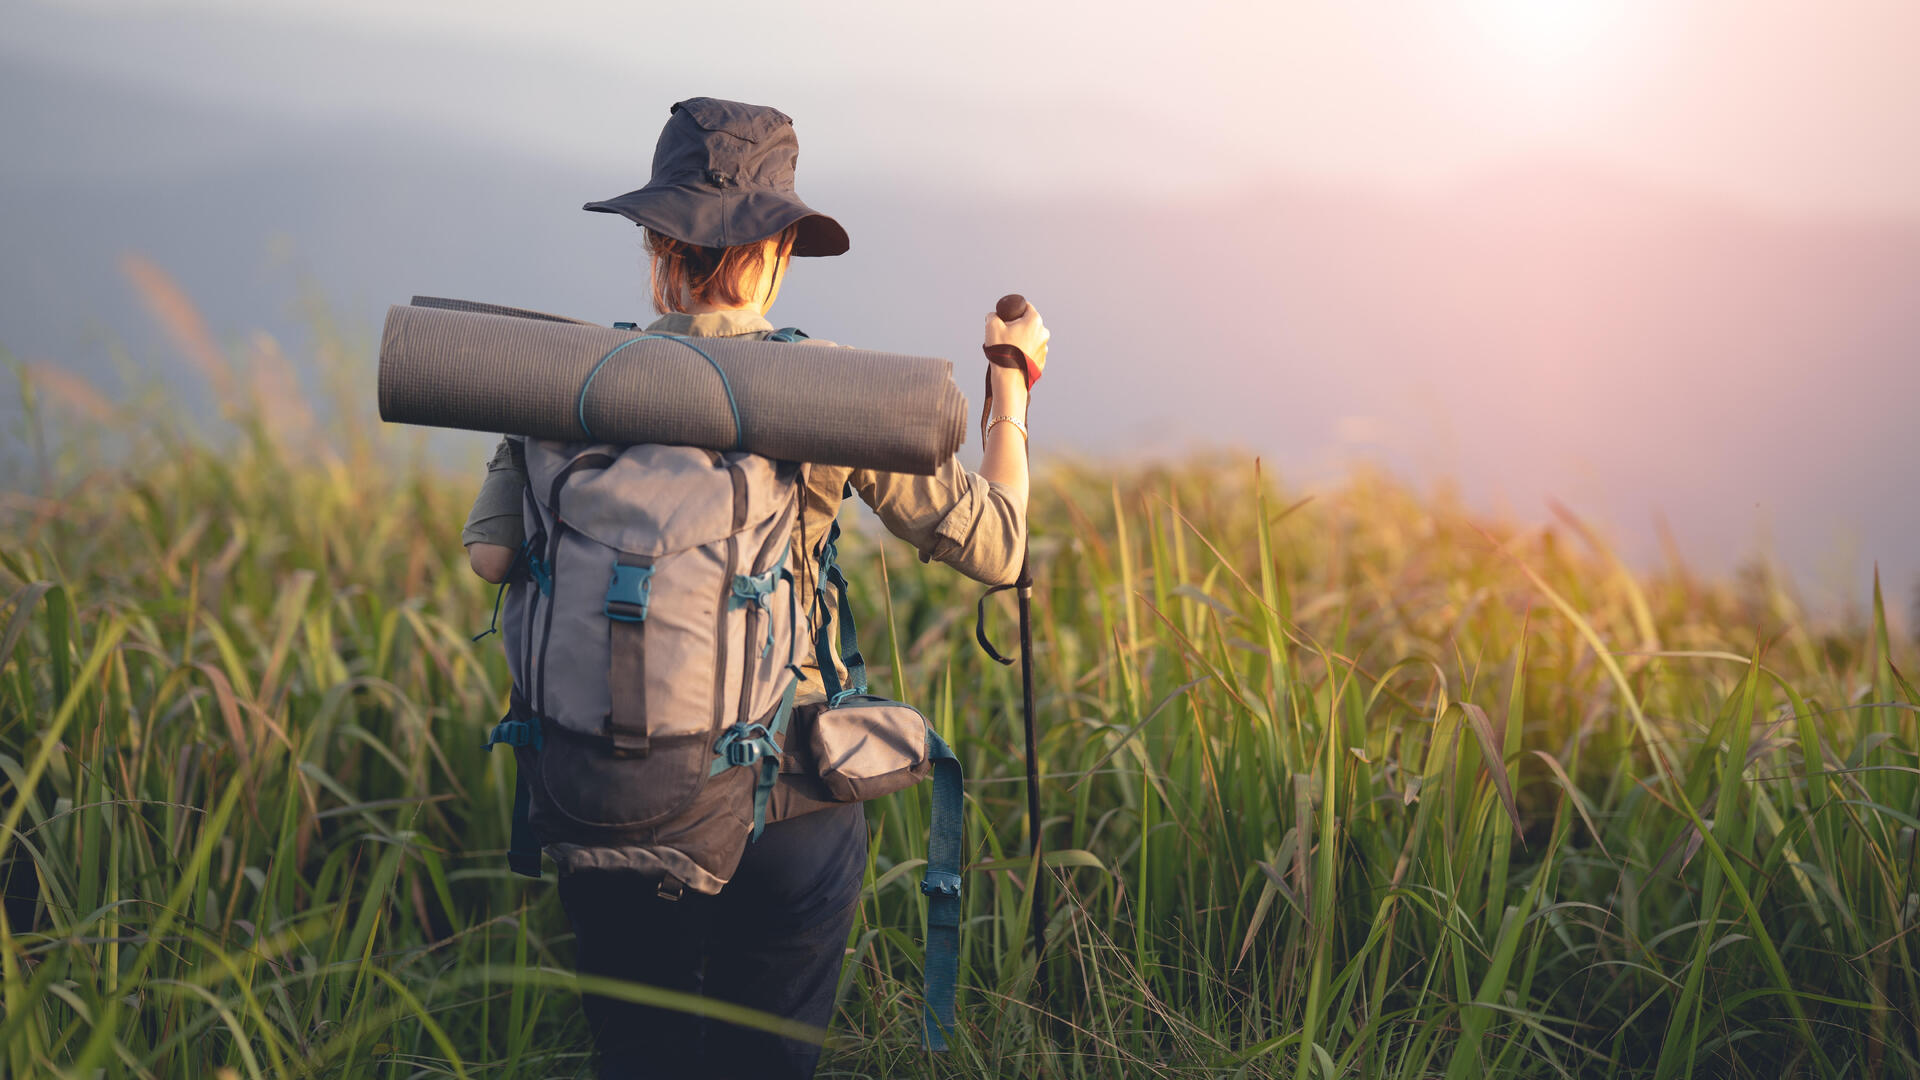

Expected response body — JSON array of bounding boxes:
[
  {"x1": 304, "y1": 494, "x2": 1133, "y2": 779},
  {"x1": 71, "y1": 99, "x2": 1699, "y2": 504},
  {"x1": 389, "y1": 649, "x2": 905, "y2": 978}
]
[
  {"x1": 11, "y1": 0, "x2": 1920, "y2": 217},
  {"x1": 6, "y1": 0, "x2": 1918, "y2": 615}
]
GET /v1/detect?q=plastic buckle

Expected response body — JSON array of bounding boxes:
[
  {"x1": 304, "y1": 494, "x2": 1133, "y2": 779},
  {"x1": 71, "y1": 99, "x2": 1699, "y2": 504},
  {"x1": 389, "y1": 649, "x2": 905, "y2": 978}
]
[
  {"x1": 721, "y1": 724, "x2": 771, "y2": 767},
  {"x1": 605, "y1": 564, "x2": 654, "y2": 623},
  {"x1": 484, "y1": 717, "x2": 543, "y2": 752},
  {"x1": 731, "y1": 564, "x2": 779, "y2": 611},
  {"x1": 613, "y1": 321, "x2": 638, "y2": 331},
  {"x1": 919, "y1": 870, "x2": 963, "y2": 898},
  {"x1": 731, "y1": 582, "x2": 769, "y2": 610},
  {"x1": 528, "y1": 555, "x2": 553, "y2": 597}
]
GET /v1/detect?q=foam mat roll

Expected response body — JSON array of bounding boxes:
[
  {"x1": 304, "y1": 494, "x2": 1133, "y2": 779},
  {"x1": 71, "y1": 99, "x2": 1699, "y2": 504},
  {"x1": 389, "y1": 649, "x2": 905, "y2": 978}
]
[{"x1": 378, "y1": 302, "x2": 968, "y2": 475}]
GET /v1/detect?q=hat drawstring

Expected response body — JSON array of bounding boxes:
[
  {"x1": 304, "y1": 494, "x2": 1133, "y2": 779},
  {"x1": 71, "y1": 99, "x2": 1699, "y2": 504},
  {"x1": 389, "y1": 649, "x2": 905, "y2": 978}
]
[{"x1": 761, "y1": 249, "x2": 784, "y2": 313}]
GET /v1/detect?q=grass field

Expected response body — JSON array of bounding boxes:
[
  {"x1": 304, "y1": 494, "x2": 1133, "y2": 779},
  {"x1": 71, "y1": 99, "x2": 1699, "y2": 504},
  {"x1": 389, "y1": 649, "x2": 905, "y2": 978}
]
[{"x1": 3, "y1": 283, "x2": 1918, "y2": 1077}]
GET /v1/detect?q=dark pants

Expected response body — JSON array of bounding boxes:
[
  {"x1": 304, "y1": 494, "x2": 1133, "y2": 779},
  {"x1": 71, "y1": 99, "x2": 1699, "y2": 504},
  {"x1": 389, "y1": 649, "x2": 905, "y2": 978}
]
[{"x1": 557, "y1": 803, "x2": 868, "y2": 1080}]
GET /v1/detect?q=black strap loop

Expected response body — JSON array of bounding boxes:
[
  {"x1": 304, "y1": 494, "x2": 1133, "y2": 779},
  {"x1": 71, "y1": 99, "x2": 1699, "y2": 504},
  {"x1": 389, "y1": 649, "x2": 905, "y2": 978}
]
[{"x1": 974, "y1": 582, "x2": 1018, "y2": 667}]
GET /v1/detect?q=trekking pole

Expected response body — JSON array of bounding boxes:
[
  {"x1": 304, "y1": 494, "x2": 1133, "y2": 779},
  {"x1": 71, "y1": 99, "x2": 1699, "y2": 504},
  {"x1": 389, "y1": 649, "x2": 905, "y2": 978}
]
[{"x1": 977, "y1": 293, "x2": 1047, "y2": 1005}]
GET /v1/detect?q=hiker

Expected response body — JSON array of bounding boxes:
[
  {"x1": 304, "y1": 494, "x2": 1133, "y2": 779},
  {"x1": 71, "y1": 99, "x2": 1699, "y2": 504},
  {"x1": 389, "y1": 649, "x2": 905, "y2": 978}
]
[{"x1": 459, "y1": 97, "x2": 1049, "y2": 1080}]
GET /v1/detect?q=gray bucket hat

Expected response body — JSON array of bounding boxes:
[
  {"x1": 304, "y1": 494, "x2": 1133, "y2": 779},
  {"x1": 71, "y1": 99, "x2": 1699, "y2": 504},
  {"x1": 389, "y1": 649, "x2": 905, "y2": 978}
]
[{"x1": 583, "y1": 97, "x2": 849, "y2": 257}]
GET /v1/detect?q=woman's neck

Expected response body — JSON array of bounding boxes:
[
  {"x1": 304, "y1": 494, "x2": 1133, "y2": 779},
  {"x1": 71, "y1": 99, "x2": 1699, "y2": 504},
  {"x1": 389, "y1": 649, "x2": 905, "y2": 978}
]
[{"x1": 681, "y1": 299, "x2": 764, "y2": 315}]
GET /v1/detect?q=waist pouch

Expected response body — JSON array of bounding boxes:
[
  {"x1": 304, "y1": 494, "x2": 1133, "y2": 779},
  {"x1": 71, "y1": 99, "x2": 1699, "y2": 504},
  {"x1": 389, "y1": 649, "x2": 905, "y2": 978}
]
[{"x1": 772, "y1": 695, "x2": 935, "y2": 820}]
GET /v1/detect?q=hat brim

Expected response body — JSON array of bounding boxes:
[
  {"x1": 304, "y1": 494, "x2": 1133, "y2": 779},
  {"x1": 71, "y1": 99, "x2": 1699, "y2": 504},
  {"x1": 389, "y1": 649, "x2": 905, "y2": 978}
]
[{"x1": 584, "y1": 184, "x2": 849, "y2": 257}]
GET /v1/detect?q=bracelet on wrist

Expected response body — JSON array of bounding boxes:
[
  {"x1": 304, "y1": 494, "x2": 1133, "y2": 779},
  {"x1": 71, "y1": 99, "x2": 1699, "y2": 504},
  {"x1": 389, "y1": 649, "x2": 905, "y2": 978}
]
[{"x1": 985, "y1": 414, "x2": 1029, "y2": 442}]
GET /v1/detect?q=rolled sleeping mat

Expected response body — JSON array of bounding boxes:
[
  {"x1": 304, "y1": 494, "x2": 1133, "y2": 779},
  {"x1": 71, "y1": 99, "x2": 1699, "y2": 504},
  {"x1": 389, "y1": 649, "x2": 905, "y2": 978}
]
[
  {"x1": 408, "y1": 295, "x2": 594, "y2": 325},
  {"x1": 378, "y1": 300, "x2": 969, "y2": 475}
]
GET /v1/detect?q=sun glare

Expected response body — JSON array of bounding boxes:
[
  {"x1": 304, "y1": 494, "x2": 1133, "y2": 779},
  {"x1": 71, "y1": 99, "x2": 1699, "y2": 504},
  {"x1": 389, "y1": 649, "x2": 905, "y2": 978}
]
[{"x1": 1468, "y1": 0, "x2": 1629, "y2": 80}]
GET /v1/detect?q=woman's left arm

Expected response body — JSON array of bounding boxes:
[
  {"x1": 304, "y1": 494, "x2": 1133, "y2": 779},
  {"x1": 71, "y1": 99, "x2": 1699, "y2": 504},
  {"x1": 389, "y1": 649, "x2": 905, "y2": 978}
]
[{"x1": 849, "y1": 460, "x2": 1027, "y2": 586}]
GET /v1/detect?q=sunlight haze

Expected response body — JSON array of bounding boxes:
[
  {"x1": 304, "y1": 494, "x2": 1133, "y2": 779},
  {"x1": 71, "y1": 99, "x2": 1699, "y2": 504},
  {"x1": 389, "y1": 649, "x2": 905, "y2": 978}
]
[
  {"x1": 12, "y1": 0, "x2": 1920, "y2": 215},
  {"x1": 4, "y1": 0, "x2": 1917, "y2": 611}
]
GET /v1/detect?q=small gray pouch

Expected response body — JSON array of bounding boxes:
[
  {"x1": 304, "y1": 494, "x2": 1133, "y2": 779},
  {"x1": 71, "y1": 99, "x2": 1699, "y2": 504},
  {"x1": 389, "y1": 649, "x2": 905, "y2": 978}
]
[{"x1": 809, "y1": 694, "x2": 934, "y2": 803}]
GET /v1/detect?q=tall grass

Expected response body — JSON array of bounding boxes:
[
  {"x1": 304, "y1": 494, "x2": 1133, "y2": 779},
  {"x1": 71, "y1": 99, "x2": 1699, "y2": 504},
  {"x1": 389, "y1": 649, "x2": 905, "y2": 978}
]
[{"x1": 2, "y1": 270, "x2": 1917, "y2": 1077}]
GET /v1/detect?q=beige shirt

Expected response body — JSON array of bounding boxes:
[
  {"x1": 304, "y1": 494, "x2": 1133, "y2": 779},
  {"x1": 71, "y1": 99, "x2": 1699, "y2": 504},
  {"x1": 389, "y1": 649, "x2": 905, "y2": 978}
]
[{"x1": 461, "y1": 307, "x2": 1025, "y2": 702}]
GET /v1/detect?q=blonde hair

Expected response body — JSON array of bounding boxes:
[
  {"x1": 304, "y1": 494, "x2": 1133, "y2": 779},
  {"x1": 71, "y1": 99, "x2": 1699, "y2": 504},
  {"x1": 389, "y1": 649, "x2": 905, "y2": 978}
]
[{"x1": 645, "y1": 225, "x2": 799, "y2": 313}]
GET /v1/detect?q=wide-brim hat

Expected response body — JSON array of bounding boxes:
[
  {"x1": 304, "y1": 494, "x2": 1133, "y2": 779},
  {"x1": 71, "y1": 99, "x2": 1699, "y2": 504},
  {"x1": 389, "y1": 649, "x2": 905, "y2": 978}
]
[{"x1": 583, "y1": 97, "x2": 849, "y2": 257}]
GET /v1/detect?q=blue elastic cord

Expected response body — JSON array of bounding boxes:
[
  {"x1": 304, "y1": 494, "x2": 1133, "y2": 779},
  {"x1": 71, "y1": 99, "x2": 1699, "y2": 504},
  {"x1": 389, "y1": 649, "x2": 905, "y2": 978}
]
[
  {"x1": 576, "y1": 337, "x2": 649, "y2": 439},
  {"x1": 577, "y1": 334, "x2": 744, "y2": 449}
]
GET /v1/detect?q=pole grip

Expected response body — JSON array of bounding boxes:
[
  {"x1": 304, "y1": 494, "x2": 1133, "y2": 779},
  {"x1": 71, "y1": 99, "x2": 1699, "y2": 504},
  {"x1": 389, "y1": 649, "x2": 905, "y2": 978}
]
[{"x1": 985, "y1": 294, "x2": 1038, "y2": 390}]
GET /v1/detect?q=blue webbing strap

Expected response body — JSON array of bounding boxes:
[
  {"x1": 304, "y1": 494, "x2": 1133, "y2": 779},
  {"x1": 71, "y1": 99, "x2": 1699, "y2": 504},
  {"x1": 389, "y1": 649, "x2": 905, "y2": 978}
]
[
  {"x1": 813, "y1": 523, "x2": 844, "y2": 700},
  {"x1": 755, "y1": 679, "x2": 798, "y2": 839},
  {"x1": 708, "y1": 679, "x2": 798, "y2": 841},
  {"x1": 823, "y1": 562, "x2": 867, "y2": 702},
  {"x1": 484, "y1": 709, "x2": 544, "y2": 879},
  {"x1": 730, "y1": 548, "x2": 790, "y2": 657},
  {"x1": 806, "y1": 490, "x2": 961, "y2": 1046},
  {"x1": 483, "y1": 714, "x2": 543, "y2": 752},
  {"x1": 920, "y1": 728, "x2": 964, "y2": 1050},
  {"x1": 577, "y1": 333, "x2": 744, "y2": 449},
  {"x1": 812, "y1": 522, "x2": 869, "y2": 703}
]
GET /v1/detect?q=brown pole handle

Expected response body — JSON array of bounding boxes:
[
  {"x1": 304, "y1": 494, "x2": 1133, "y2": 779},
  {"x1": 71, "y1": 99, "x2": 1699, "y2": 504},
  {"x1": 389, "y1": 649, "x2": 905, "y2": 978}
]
[{"x1": 996, "y1": 294, "x2": 1029, "y2": 323}]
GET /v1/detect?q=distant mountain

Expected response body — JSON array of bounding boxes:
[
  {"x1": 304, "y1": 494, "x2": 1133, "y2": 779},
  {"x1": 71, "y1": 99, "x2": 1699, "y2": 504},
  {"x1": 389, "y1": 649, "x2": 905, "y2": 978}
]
[{"x1": 5, "y1": 55, "x2": 1917, "y2": 609}]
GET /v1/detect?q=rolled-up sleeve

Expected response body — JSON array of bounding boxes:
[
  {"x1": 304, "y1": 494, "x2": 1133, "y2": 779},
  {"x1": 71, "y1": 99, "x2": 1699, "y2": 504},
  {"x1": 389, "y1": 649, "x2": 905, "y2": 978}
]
[
  {"x1": 460, "y1": 437, "x2": 529, "y2": 549},
  {"x1": 849, "y1": 457, "x2": 1025, "y2": 586}
]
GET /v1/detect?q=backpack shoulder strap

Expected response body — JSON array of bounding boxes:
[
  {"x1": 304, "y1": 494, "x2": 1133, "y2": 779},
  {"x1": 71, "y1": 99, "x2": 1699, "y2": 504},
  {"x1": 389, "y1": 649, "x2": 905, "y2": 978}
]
[{"x1": 812, "y1": 517, "x2": 868, "y2": 703}]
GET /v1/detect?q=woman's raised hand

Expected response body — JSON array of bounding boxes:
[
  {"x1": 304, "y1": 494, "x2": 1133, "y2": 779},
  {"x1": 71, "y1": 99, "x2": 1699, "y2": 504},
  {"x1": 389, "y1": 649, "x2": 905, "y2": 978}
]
[
  {"x1": 977, "y1": 301, "x2": 1041, "y2": 510},
  {"x1": 982, "y1": 301, "x2": 1047, "y2": 445},
  {"x1": 984, "y1": 304, "x2": 1049, "y2": 386}
]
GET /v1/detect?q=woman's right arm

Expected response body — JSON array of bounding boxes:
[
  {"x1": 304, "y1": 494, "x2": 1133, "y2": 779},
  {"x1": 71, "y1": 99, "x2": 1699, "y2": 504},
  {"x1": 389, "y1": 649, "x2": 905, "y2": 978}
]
[
  {"x1": 976, "y1": 304, "x2": 1048, "y2": 509},
  {"x1": 978, "y1": 366, "x2": 1033, "y2": 510},
  {"x1": 463, "y1": 437, "x2": 528, "y2": 584}
]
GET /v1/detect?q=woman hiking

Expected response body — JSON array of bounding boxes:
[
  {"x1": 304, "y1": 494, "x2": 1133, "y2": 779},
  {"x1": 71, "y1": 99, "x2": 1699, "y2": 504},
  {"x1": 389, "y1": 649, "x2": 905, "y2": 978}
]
[{"x1": 459, "y1": 96, "x2": 1049, "y2": 1080}]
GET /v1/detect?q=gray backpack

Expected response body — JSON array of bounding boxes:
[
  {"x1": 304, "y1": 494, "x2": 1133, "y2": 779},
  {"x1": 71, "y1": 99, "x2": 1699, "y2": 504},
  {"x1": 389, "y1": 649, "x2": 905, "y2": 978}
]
[
  {"x1": 473, "y1": 324, "x2": 965, "y2": 1047},
  {"x1": 484, "y1": 438, "x2": 806, "y2": 895}
]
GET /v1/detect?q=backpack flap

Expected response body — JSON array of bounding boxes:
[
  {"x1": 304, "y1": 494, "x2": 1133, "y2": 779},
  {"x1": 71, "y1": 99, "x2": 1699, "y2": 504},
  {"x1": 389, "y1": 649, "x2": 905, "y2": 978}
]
[{"x1": 526, "y1": 441, "x2": 796, "y2": 558}]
